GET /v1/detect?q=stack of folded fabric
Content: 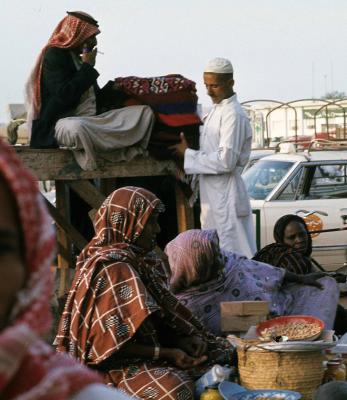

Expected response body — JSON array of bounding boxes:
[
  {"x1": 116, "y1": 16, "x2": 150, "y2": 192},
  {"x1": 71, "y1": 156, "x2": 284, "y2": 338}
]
[{"x1": 113, "y1": 74, "x2": 201, "y2": 159}]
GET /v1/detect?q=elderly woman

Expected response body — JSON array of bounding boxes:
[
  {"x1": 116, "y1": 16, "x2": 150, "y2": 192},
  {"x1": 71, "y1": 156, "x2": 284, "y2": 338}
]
[
  {"x1": 0, "y1": 139, "x2": 131, "y2": 399},
  {"x1": 26, "y1": 11, "x2": 153, "y2": 170},
  {"x1": 55, "y1": 187, "x2": 232, "y2": 400},
  {"x1": 165, "y1": 229, "x2": 339, "y2": 335},
  {"x1": 253, "y1": 214, "x2": 347, "y2": 335},
  {"x1": 253, "y1": 214, "x2": 316, "y2": 274}
]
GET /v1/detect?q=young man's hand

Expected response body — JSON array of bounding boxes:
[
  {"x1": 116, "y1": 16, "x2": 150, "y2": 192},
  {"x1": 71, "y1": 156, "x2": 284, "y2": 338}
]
[{"x1": 169, "y1": 132, "x2": 188, "y2": 158}]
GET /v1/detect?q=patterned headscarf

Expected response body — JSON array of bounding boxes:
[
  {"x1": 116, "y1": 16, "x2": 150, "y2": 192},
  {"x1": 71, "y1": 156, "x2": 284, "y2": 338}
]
[
  {"x1": 165, "y1": 229, "x2": 222, "y2": 293},
  {"x1": 56, "y1": 187, "x2": 204, "y2": 365},
  {"x1": 88, "y1": 186, "x2": 164, "y2": 251},
  {"x1": 25, "y1": 12, "x2": 100, "y2": 128},
  {"x1": 0, "y1": 139, "x2": 101, "y2": 399}
]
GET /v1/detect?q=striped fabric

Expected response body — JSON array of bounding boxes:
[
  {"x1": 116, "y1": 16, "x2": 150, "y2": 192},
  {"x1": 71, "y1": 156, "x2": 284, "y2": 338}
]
[
  {"x1": 0, "y1": 139, "x2": 101, "y2": 399},
  {"x1": 253, "y1": 243, "x2": 312, "y2": 275}
]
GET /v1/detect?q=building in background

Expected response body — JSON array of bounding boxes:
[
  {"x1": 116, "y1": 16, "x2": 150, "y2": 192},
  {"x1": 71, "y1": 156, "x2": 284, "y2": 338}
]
[{"x1": 242, "y1": 98, "x2": 347, "y2": 148}]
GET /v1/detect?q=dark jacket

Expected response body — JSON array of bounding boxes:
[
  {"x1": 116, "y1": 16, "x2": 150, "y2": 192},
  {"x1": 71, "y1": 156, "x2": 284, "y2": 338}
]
[{"x1": 30, "y1": 47, "x2": 99, "y2": 148}]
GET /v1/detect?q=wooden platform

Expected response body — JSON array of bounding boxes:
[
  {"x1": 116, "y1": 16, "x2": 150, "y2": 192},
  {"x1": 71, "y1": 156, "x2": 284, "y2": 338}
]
[
  {"x1": 15, "y1": 147, "x2": 194, "y2": 294},
  {"x1": 15, "y1": 147, "x2": 177, "y2": 180}
]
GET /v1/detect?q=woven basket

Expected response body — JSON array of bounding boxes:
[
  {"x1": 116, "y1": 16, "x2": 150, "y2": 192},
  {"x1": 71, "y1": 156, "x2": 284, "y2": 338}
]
[{"x1": 237, "y1": 346, "x2": 324, "y2": 400}]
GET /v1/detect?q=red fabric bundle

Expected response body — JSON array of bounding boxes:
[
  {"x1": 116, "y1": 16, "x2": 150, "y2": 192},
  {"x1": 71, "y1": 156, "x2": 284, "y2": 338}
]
[{"x1": 113, "y1": 75, "x2": 202, "y2": 160}]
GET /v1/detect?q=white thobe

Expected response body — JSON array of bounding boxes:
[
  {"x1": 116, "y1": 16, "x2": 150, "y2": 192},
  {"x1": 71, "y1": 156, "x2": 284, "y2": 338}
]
[{"x1": 184, "y1": 94, "x2": 256, "y2": 257}]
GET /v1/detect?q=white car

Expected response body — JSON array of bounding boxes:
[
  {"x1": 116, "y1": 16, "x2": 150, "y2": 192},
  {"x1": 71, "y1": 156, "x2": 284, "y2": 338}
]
[
  {"x1": 243, "y1": 148, "x2": 276, "y2": 173},
  {"x1": 242, "y1": 144, "x2": 347, "y2": 270}
]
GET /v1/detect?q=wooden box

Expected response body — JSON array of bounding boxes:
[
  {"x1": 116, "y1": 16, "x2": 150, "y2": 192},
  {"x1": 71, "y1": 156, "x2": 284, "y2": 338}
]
[
  {"x1": 221, "y1": 301, "x2": 269, "y2": 316},
  {"x1": 221, "y1": 314, "x2": 267, "y2": 332},
  {"x1": 220, "y1": 301, "x2": 269, "y2": 332}
]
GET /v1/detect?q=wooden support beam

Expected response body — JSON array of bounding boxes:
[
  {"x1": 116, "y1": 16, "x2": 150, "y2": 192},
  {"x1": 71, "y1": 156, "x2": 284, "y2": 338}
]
[
  {"x1": 44, "y1": 196, "x2": 88, "y2": 252},
  {"x1": 54, "y1": 182, "x2": 70, "y2": 296},
  {"x1": 175, "y1": 182, "x2": 195, "y2": 232},
  {"x1": 66, "y1": 180, "x2": 106, "y2": 209}
]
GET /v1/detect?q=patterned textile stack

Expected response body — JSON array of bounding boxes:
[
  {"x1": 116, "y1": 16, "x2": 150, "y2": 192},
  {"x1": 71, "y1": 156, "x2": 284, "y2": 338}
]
[{"x1": 114, "y1": 74, "x2": 201, "y2": 160}]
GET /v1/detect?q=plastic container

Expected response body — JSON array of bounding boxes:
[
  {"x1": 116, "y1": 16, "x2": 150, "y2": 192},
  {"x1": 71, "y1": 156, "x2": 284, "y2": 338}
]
[
  {"x1": 195, "y1": 365, "x2": 226, "y2": 399},
  {"x1": 200, "y1": 386, "x2": 224, "y2": 400}
]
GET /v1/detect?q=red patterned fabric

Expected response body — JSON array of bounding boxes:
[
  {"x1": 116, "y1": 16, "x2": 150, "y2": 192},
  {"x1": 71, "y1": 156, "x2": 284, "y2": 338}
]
[
  {"x1": 125, "y1": 91, "x2": 199, "y2": 107},
  {"x1": 114, "y1": 75, "x2": 197, "y2": 97},
  {"x1": 114, "y1": 75, "x2": 201, "y2": 165},
  {"x1": 114, "y1": 75, "x2": 201, "y2": 128},
  {"x1": 55, "y1": 187, "x2": 219, "y2": 399},
  {"x1": 55, "y1": 187, "x2": 204, "y2": 364},
  {"x1": 26, "y1": 13, "x2": 100, "y2": 122},
  {"x1": 0, "y1": 139, "x2": 101, "y2": 399}
]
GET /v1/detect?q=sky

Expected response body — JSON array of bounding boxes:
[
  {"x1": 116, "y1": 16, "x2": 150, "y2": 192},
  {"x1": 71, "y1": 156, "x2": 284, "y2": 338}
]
[{"x1": 1, "y1": 0, "x2": 347, "y2": 122}]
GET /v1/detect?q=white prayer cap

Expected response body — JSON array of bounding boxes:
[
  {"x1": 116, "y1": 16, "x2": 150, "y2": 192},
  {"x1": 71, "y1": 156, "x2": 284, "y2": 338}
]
[{"x1": 204, "y1": 57, "x2": 233, "y2": 74}]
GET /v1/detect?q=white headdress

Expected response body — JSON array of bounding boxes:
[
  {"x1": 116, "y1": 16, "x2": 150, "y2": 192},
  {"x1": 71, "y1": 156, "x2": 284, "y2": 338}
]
[{"x1": 204, "y1": 57, "x2": 233, "y2": 74}]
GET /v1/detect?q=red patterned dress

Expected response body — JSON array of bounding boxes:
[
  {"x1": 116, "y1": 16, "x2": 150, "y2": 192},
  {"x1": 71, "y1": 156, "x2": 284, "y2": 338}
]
[{"x1": 55, "y1": 187, "x2": 231, "y2": 400}]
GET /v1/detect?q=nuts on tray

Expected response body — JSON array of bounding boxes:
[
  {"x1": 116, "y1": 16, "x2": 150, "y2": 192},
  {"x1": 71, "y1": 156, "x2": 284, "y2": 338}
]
[{"x1": 260, "y1": 321, "x2": 322, "y2": 340}]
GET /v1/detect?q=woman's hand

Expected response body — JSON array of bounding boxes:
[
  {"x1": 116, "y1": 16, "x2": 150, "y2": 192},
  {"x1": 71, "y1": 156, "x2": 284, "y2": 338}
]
[
  {"x1": 326, "y1": 271, "x2": 347, "y2": 283},
  {"x1": 301, "y1": 272, "x2": 327, "y2": 289},
  {"x1": 164, "y1": 348, "x2": 207, "y2": 369},
  {"x1": 176, "y1": 335, "x2": 208, "y2": 357},
  {"x1": 284, "y1": 270, "x2": 326, "y2": 289}
]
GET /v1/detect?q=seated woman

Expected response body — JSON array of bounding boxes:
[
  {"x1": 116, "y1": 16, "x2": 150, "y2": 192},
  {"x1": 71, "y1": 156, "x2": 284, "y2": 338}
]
[
  {"x1": 0, "y1": 139, "x2": 131, "y2": 399},
  {"x1": 253, "y1": 214, "x2": 347, "y2": 335},
  {"x1": 55, "y1": 187, "x2": 232, "y2": 400},
  {"x1": 165, "y1": 229, "x2": 339, "y2": 336},
  {"x1": 253, "y1": 214, "x2": 316, "y2": 274},
  {"x1": 26, "y1": 11, "x2": 154, "y2": 170}
]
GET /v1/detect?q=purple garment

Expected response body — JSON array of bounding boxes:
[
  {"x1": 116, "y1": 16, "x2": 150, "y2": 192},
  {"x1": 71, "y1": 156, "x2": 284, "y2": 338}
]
[{"x1": 165, "y1": 229, "x2": 338, "y2": 335}]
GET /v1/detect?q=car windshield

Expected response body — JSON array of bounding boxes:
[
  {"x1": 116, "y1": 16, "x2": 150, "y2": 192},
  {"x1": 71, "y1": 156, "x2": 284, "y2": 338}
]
[{"x1": 243, "y1": 159, "x2": 294, "y2": 200}]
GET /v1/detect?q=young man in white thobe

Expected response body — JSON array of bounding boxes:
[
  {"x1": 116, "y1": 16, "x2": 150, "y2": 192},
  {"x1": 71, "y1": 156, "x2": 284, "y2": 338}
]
[{"x1": 170, "y1": 57, "x2": 256, "y2": 258}]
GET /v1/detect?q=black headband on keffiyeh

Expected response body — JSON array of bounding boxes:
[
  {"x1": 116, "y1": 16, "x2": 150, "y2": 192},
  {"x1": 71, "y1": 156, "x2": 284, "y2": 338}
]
[{"x1": 66, "y1": 11, "x2": 99, "y2": 27}]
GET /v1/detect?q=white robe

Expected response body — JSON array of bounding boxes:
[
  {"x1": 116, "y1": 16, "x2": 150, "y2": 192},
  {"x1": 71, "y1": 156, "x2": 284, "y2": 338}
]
[{"x1": 184, "y1": 94, "x2": 256, "y2": 257}]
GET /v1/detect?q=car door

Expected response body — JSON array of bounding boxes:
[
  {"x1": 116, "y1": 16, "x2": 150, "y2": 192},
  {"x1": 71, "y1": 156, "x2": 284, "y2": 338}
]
[{"x1": 262, "y1": 161, "x2": 347, "y2": 270}]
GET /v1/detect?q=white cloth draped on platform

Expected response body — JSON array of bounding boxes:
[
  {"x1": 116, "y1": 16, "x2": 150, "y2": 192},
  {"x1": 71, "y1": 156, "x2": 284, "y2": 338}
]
[{"x1": 55, "y1": 105, "x2": 154, "y2": 170}]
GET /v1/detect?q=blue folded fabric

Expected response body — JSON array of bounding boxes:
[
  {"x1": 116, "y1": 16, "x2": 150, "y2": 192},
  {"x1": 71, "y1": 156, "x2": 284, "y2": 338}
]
[
  {"x1": 151, "y1": 101, "x2": 197, "y2": 114},
  {"x1": 218, "y1": 381, "x2": 301, "y2": 400}
]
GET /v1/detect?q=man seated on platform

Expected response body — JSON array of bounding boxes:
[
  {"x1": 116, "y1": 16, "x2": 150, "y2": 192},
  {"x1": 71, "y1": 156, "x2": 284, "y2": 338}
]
[{"x1": 25, "y1": 11, "x2": 154, "y2": 170}]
